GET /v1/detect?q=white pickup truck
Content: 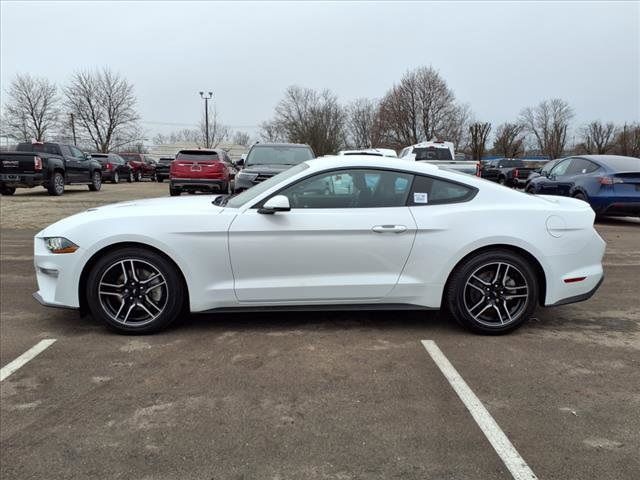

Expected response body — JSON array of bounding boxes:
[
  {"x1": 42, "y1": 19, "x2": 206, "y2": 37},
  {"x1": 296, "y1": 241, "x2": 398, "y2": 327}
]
[{"x1": 399, "y1": 141, "x2": 479, "y2": 176}]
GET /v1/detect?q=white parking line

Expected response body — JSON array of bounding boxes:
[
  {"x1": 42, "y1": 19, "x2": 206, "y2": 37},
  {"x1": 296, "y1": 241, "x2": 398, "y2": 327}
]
[
  {"x1": 421, "y1": 340, "x2": 537, "y2": 480},
  {"x1": 0, "y1": 339, "x2": 57, "y2": 382}
]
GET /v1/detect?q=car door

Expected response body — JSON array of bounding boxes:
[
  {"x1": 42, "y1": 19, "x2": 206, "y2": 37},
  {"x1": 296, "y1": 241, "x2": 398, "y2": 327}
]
[
  {"x1": 537, "y1": 158, "x2": 574, "y2": 195},
  {"x1": 60, "y1": 145, "x2": 83, "y2": 182},
  {"x1": 227, "y1": 168, "x2": 417, "y2": 302}
]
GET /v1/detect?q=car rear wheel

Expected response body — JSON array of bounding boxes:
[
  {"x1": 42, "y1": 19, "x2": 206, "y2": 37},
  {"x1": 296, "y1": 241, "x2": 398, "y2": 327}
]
[
  {"x1": 86, "y1": 248, "x2": 185, "y2": 334},
  {"x1": 498, "y1": 177, "x2": 506, "y2": 185},
  {"x1": 135, "y1": 171, "x2": 142, "y2": 182},
  {"x1": 169, "y1": 187, "x2": 181, "y2": 196},
  {"x1": 127, "y1": 171, "x2": 134, "y2": 183},
  {"x1": 47, "y1": 172, "x2": 65, "y2": 196},
  {"x1": 89, "y1": 171, "x2": 102, "y2": 191},
  {"x1": 0, "y1": 185, "x2": 16, "y2": 195},
  {"x1": 445, "y1": 249, "x2": 538, "y2": 334},
  {"x1": 112, "y1": 171, "x2": 119, "y2": 184}
]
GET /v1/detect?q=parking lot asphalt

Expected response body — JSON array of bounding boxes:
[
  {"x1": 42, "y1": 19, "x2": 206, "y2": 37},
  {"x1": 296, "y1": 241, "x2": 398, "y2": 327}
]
[{"x1": 1, "y1": 184, "x2": 639, "y2": 480}]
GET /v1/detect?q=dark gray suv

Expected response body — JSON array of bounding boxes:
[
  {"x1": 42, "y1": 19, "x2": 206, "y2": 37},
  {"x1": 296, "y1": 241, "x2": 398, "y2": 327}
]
[{"x1": 234, "y1": 143, "x2": 315, "y2": 192}]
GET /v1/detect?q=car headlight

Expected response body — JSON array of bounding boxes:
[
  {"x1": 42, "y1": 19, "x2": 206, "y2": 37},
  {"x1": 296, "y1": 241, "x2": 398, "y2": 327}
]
[
  {"x1": 44, "y1": 237, "x2": 79, "y2": 254},
  {"x1": 238, "y1": 171, "x2": 259, "y2": 180}
]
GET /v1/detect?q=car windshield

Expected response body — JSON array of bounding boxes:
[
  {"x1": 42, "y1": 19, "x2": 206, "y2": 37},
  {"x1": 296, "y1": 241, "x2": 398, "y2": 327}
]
[
  {"x1": 245, "y1": 146, "x2": 314, "y2": 166},
  {"x1": 158, "y1": 158, "x2": 173, "y2": 165},
  {"x1": 413, "y1": 147, "x2": 453, "y2": 161},
  {"x1": 176, "y1": 151, "x2": 219, "y2": 162},
  {"x1": 120, "y1": 154, "x2": 139, "y2": 161},
  {"x1": 225, "y1": 163, "x2": 310, "y2": 208}
]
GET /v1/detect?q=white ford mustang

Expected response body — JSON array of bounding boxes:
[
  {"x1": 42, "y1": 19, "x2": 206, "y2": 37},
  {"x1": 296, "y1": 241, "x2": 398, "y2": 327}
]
[{"x1": 33, "y1": 156, "x2": 605, "y2": 334}]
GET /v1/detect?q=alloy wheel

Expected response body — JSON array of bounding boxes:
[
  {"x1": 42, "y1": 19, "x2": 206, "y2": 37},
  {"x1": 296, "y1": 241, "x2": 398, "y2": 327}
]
[
  {"x1": 463, "y1": 262, "x2": 529, "y2": 327},
  {"x1": 98, "y1": 259, "x2": 169, "y2": 327},
  {"x1": 55, "y1": 174, "x2": 64, "y2": 194}
]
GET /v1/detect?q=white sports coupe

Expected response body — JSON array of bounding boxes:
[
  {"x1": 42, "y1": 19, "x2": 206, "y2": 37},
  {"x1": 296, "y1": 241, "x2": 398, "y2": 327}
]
[{"x1": 33, "y1": 156, "x2": 605, "y2": 334}]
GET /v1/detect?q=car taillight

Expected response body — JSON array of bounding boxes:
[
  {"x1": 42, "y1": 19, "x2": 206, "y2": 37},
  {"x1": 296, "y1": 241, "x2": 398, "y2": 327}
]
[
  {"x1": 34, "y1": 156, "x2": 42, "y2": 171},
  {"x1": 514, "y1": 168, "x2": 519, "y2": 178},
  {"x1": 475, "y1": 162, "x2": 481, "y2": 177},
  {"x1": 106, "y1": 162, "x2": 113, "y2": 170},
  {"x1": 598, "y1": 176, "x2": 623, "y2": 185}
]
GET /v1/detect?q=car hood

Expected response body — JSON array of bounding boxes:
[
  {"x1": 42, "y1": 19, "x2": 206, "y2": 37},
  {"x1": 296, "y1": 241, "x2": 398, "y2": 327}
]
[
  {"x1": 242, "y1": 164, "x2": 294, "y2": 175},
  {"x1": 37, "y1": 195, "x2": 225, "y2": 238}
]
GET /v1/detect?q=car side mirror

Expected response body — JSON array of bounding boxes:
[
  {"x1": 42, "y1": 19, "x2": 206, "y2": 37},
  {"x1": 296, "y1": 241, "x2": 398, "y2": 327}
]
[
  {"x1": 258, "y1": 195, "x2": 290, "y2": 214},
  {"x1": 85, "y1": 154, "x2": 91, "y2": 161},
  {"x1": 235, "y1": 158, "x2": 244, "y2": 167}
]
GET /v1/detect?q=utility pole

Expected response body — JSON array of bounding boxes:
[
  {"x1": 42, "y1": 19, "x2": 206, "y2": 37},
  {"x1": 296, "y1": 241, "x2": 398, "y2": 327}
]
[
  {"x1": 199, "y1": 91, "x2": 213, "y2": 148},
  {"x1": 70, "y1": 113, "x2": 77, "y2": 146}
]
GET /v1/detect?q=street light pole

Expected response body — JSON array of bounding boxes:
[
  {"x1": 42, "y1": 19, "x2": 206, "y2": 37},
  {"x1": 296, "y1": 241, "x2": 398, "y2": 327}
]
[{"x1": 199, "y1": 91, "x2": 213, "y2": 148}]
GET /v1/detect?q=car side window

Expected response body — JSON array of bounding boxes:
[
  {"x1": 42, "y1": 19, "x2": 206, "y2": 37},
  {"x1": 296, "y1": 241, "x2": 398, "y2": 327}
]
[
  {"x1": 60, "y1": 145, "x2": 72, "y2": 157},
  {"x1": 549, "y1": 158, "x2": 573, "y2": 176},
  {"x1": 277, "y1": 169, "x2": 413, "y2": 209},
  {"x1": 69, "y1": 146, "x2": 85, "y2": 159},
  {"x1": 408, "y1": 175, "x2": 477, "y2": 206},
  {"x1": 569, "y1": 158, "x2": 600, "y2": 175}
]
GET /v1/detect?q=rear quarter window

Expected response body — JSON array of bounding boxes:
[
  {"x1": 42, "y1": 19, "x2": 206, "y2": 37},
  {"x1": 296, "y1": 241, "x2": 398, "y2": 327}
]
[{"x1": 408, "y1": 175, "x2": 477, "y2": 206}]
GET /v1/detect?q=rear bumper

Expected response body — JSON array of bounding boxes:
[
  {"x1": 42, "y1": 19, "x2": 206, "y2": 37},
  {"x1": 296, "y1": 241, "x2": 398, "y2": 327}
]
[
  {"x1": 170, "y1": 178, "x2": 226, "y2": 191},
  {"x1": 1, "y1": 172, "x2": 45, "y2": 187},
  {"x1": 549, "y1": 275, "x2": 604, "y2": 307}
]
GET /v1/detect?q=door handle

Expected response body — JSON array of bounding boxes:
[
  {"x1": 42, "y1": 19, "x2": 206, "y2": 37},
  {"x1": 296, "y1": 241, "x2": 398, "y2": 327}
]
[{"x1": 372, "y1": 225, "x2": 407, "y2": 233}]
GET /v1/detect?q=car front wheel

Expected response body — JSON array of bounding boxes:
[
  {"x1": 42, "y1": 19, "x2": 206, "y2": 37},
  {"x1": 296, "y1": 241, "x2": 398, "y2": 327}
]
[
  {"x1": 89, "y1": 171, "x2": 102, "y2": 191},
  {"x1": 445, "y1": 249, "x2": 538, "y2": 334},
  {"x1": 135, "y1": 171, "x2": 142, "y2": 182},
  {"x1": 86, "y1": 248, "x2": 185, "y2": 334}
]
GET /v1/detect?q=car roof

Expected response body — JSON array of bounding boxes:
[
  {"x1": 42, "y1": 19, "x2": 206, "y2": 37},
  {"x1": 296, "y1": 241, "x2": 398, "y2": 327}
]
[
  {"x1": 576, "y1": 155, "x2": 640, "y2": 171},
  {"x1": 251, "y1": 143, "x2": 311, "y2": 148}
]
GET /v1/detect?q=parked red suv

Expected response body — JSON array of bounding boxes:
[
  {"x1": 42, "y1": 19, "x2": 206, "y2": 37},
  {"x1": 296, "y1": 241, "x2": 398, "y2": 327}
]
[
  {"x1": 169, "y1": 149, "x2": 235, "y2": 196},
  {"x1": 119, "y1": 153, "x2": 157, "y2": 182}
]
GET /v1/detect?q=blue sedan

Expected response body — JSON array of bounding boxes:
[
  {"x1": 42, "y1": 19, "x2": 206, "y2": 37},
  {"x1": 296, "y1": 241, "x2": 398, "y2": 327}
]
[{"x1": 526, "y1": 155, "x2": 640, "y2": 217}]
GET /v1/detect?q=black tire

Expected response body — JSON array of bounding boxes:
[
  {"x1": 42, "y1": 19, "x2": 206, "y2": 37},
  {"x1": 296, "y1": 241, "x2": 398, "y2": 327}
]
[
  {"x1": 151, "y1": 173, "x2": 157, "y2": 182},
  {"x1": 157, "y1": 177, "x2": 164, "y2": 183},
  {"x1": 112, "y1": 171, "x2": 119, "y2": 184},
  {"x1": 88, "y1": 171, "x2": 102, "y2": 191},
  {"x1": 498, "y1": 177, "x2": 506, "y2": 186},
  {"x1": 574, "y1": 192, "x2": 588, "y2": 203},
  {"x1": 169, "y1": 187, "x2": 181, "y2": 196},
  {"x1": 525, "y1": 185, "x2": 535, "y2": 194},
  {"x1": 445, "y1": 249, "x2": 538, "y2": 334},
  {"x1": 0, "y1": 185, "x2": 16, "y2": 195},
  {"x1": 135, "y1": 171, "x2": 142, "y2": 182},
  {"x1": 127, "y1": 171, "x2": 134, "y2": 183},
  {"x1": 47, "y1": 172, "x2": 65, "y2": 196},
  {"x1": 85, "y1": 247, "x2": 185, "y2": 334}
]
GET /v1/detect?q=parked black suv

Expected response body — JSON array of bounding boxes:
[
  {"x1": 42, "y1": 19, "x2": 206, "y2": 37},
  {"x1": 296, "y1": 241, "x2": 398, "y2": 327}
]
[
  {"x1": 0, "y1": 142, "x2": 102, "y2": 196},
  {"x1": 155, "y1": 157, "x2": 174, "y2": 182},
  {"x1": 234, "y1": 143, "x2": 315, "y2": 192}
]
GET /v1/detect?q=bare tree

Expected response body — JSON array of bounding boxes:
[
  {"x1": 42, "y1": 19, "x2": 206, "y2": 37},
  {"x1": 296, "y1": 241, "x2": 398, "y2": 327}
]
[
  {"x1": 468, "y1": 122, "x2": 492, "y2": 160},
  {"x1": 376, "y1": 66, "x2": 468, "y2": 150},
  {"x1": 493, "y1": 122, "x2": 526, "y2": 157},
  {"x1": 259, "y1": 120, "x2": 286, "y2": 142},
  {"x1": 345, "y1": 98, "x2": 380, "y2": 148},
  {"x1": 1, "y1": 73, "x2": 59, "y2": 141},
  {"x1": 232, "y1": 130, "x2": 251, "y2": 146},
  {"x1": 199, "y1": 104, "x2": 229, "y2": 148},
  {"x1": 612, "y1": 123, "x2": 640, "y2": 157},
  {"x1": 264, "y1": 86, "x2": 346, "y2": 155},
  {"x1": 578, "y1": 121, "x2": 616, "y2": 154},
  {"x1": 64, "y1": 68, "x2": 141, "y2": 152},
  {"x1": 519, "y1": 99, "x2": 574, "y2": 159}
]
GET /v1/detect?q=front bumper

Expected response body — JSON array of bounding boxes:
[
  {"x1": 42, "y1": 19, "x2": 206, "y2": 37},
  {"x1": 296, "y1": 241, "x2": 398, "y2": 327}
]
[
  {"x1": 33, "y1": 236, "x2": 83, "y2": 309},
  {"x1": 1, "y1": 172, "x2": 45, "y2": 187}
]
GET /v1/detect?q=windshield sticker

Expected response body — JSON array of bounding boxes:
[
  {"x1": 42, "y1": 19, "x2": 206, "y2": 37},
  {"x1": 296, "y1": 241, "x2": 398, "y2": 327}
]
[{"x1": 414, "y1": 192, "x2": 428, "y2": 204}]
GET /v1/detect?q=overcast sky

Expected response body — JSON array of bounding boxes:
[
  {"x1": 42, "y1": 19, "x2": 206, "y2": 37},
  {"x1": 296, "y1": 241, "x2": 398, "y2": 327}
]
[{"x1": 1, "y1": 1, "x2": 638, "y2": 140}]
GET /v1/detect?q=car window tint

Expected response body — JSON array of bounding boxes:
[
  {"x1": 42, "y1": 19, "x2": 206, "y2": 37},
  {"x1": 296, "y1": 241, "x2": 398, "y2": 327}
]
[
  {"x1": 278, "y1": 169, "x2": 413, "y2": 209},
  {"x1": 408, "y1": 175, "x2": 476, "y2": 206},
  {"x1": 550, "y1": 158, "x2": 573, "y2": 176},
  {"x1": 69, "y1": 146, "x2": 85, "y2": 159},
  {"x1": 570, "y1": 158, "x2": 600, "y2": 174}
]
